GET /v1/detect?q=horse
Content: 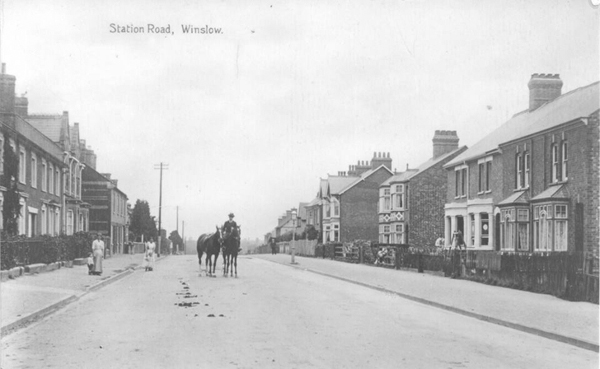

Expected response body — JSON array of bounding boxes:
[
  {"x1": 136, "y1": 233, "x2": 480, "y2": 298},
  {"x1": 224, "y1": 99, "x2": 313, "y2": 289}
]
[
  {"x1": 222, "y1": 225, "x2": 240, "y2": 277},
  {"x1": 197, "y1": 226, "x2": 222, "y2": 277}
]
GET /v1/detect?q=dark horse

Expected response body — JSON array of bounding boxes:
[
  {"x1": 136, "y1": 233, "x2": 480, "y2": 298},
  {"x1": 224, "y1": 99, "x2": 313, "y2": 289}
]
[
  {"x1": 222, "y1": 225, "x2": 240, "y2": 277},
  {"x1": 197, "y1": 226, "x2": 222, "y2": 277}
]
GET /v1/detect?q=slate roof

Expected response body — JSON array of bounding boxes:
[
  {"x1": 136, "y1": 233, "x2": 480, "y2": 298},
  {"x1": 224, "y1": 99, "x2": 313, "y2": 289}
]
[
  {"x1": 446, "y1": 81, "x2": 599, "y2": 167},
  {"x1": 531, "y1": 185, "x2": 570, "y2": 202},
  {"x1": 498, "y1": 191, "x2": 530, "y2": 206},
  {"x1": 338, "y1": 165, "x2": 394, "y2": 195},
  {"x1": 382, "y1": 146, "x2": 466, "y2": 186},
  {"x1": 26, "y1": 114, "x2": 69, "y2": 144},
  {"x1": 327, "y1": 175, "x2": 358, "y2": 196},
  {"x1": 306, "y1": 197, "x2": 322, "y2": 207}
]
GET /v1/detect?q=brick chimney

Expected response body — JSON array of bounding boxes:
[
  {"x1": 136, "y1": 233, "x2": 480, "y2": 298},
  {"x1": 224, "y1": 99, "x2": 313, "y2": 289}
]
[
  {"x1": 528, "y1": 73, "x2": 563, "y2": 111},
  {"x1": 432, "y1": 130, "x2": 459, "y2": 158},
  {"x1": 0, "y1": 63, "x2": 16, "y2": 127},
  {"x1": 349, "y1": 160, "x2": 371, "y2": 176},
  {"x1": 371, "y1": 152, "x2": 392, "y2": 170},
  {"x1": 15, "y1": 94, "x2": 28, "y2": 117}
]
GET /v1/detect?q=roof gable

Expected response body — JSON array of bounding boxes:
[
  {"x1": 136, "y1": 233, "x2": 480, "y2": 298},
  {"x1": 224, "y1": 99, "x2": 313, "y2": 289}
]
[
  {"x1": 446, "y1": 81, "x2": 599, "y2": 167},
  {"x1": 339, "y1": 165, "x2": 393, "y2": 195}
]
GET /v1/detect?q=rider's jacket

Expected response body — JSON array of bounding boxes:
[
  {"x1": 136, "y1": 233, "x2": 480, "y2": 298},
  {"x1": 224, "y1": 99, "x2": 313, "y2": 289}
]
[{"x1": 223, "y1": 220, "x2": 238, "y2": 236}]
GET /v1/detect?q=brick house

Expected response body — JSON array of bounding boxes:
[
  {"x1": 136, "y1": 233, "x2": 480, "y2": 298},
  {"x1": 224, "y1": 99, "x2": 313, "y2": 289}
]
[
  {"x1": 444, "y1": 74, "x2": 599, "y2": 256},
  {"x1": 378, "y1": 131, "x2": 467, "y2": 246},
  {"x1": 25, "y1": 110, "x2": 95, "y2": 235},
  {"x1": 319, "y1": 152, "x2": 394, "y2": 243},
  {"x1": 82, "y1": 166, "x2": 129, "y2": 254},
  {"x1": 1, "y1": 65, "x2": 67, "y2": 236}
]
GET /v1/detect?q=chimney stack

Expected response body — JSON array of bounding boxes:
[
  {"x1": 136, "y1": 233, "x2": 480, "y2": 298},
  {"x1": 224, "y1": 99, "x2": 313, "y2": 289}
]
[
  {"x1": 0, "y1": 64, "x2": 16, "y2": 124},
  {"x1": 432, "y1": 130, "x2": 460, "y2": 158},
  {"x1": 528, "y1": 73, "x2": 563, "y2": 111},
  {"x1": 371, "y1": 151, "x2": 392, "y2": 170},
  {"x1": 15, "y1": 93, "x2": 28, "y2": 117}
]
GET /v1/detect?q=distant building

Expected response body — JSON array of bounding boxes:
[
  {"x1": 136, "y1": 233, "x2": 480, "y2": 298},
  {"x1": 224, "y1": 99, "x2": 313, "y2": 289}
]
[
  {"x1": 378, "y1": 131, "x2": 467, "y2": 246},
  {"x1": 82, "y1": 166, "x2": 129, "y2": 254},
  {"x1": 444, "y1": 74, "x2": 599, "y2": 256}
]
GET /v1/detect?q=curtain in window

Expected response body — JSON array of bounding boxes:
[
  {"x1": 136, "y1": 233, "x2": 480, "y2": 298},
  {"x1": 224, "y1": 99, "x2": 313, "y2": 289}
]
[
  {"x1": 554, "y1": 220, "x2": 567, "y2": 251},
  {"x1": 517, "y1": 223, "x2": 528, "y2": 250}
]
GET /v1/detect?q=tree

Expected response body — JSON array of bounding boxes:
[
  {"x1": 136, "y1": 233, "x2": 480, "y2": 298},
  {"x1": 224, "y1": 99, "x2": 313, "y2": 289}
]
[
  {"x1": 168, "y1": 230, "x2": 183, "y2": 252},
  {"x1": 2, "y1": 136, "x2": 21, "y2": 235},
  {"x1": 306, "y1": 225, "x2": 319, "y2": 241},
  {"x1": 129, "y1": 200, "x2": 157, "y2": 241}
]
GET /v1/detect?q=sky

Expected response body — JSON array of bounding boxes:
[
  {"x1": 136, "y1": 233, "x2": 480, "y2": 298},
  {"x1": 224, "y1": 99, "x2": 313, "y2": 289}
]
[{"x1": 1, "y1": 0, "x2": 598, "y2": 241}]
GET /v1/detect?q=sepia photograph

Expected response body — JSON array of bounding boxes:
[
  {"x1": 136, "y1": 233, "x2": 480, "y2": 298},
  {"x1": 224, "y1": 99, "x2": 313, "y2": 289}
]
[{"x1": 0, "y1": 0, "x2": 598, "y2": 368}]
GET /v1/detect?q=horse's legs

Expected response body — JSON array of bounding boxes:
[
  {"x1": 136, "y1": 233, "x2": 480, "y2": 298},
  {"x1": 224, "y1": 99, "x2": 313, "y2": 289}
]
[{"x1": 233, "y1": 255, "x2": 237, "y2": 277}]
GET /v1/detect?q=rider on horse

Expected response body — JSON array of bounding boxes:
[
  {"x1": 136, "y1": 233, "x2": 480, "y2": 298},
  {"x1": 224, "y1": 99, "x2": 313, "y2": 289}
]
[{"x1": 223, "y1": 213, "x2": 241, "y2": 252}]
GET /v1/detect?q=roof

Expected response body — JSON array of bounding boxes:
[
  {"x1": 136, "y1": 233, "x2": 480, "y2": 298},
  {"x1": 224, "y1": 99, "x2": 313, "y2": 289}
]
[
  {"x1": 338, "y1": 165, "x2": 394, "y2": 195},
  {"x1": 382, "y1": 170, "x2": 419, "y2": 185},
  {"x1": 446, "y1": 81, "x2": 599, "y2": 167},
  {"x1": 498, "y1": 191, "x2": 530, "y2": 206},
  {"x1": 13, "y1": 115, "x2": 64, "y2": 161},
  {"x1": 382, "y1": 147, "x2": 466, "y2": 186},
  {"x1": 327, "y1": 175, "x2": 358, "y2": 196},
  {"x1": 26, "y1": 114, "x2": 69, "y2": 145},
  {"x1": 531, "y1": 185, "x2": 570, "y2": 202},
  {"x1": 306, "y1": 196, "x2": 322, "y2": 207},
  {"x1": 298, "y1": 202, "x2": 308, "y2": 219}
]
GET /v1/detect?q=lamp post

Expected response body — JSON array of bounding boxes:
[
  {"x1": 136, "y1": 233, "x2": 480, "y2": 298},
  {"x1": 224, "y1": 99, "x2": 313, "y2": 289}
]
[{"x1": 291, "y1": 208, "x2": 298, "y2": 264}]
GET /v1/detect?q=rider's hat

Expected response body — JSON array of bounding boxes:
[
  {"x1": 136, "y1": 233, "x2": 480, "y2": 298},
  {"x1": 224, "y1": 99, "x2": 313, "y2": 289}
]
[{"x1": 228, "y1": 213, "x2": 235, "y2": 218}]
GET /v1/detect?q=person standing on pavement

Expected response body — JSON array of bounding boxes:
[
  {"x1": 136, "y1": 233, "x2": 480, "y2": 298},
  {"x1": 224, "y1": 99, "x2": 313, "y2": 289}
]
[
  {"x1": 92, "y1": 233, "x2": 105, "y2": 276},
  {"x1": 144, "y1": 237, "x2": 156, "y2": 271},
  {"x1": 270, "y1": 237, "x2": 277, "y2": 255}
]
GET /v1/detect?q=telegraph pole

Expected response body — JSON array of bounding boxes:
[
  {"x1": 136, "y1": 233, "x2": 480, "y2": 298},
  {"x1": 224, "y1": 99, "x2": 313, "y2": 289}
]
[
  {"x1": 154, "y1": 162, "x2": 169, "y2": 257},
  {"x1": 182, "y1": 220, "x2": 185, "y2": 254}
]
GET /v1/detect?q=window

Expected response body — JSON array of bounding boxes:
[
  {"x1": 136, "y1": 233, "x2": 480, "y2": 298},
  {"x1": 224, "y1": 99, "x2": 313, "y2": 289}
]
[
  {"x1": 324, "y1": 201, "x2": 330, "y2": 218},
  {"x1": 470, "y1": 214, "x2": 475, "y2": 247},
  {"x1": 333, "y1": 224, "x2": 339, "y2": 242},
  {"x1": 332, "y1": 199, "x2": 339, "y2": 217},
  {"x1": 380, "y1": 188, "x2": 391, "y2": 212},
  {"x1": 19, "y1": 148, "x2": 26, "y2": 184},
  {"x1": 31, "y1": 154, "x2": 38, "y2": 188},
  {"x1": 486, "y1": 161, "x2": 492, "y2": 191},
  {"x1": 19, "y1": 198, "x2": 26, "y2": 235},
  {"x1": 455, "y1": 167, "x2": 467, "y2": 197},
  {"x1": 48, "y1": 206, "x2": 54, "y2": 236},
  {"x1": 551, "y1": 144, "x2": 560, "y2": 183},
  {"x1": 478, "y1": 163, "x2": 485, "y2": 193},
  {"x1": 515, "y1": 154, "x2": 523, "y2": 189},
  {"x1": 41, "y1": 206, "x2": 47, "y2": 235},
  {"x1": 534, "y1": 204, "x2": 567, "y2": 252},
  {"x1": 49, "y1": 164, "x2": 54, "y2": 194},
  {"x1": 394, "y1": 223, "x2": 404, "y2": 244},
  {"x1": 55, "y1": 208, "x2": 60, "y2": 235},
  {"x1": 501, "y1": 210, "x2": 514, "y2": 250},
  {"x1": 524, "y1": 153, "x2": 530, "y2": 188},
  {"x1": 382, "y1": 225, "x2": 390, "y2": 243},
  {"x1": 41, "y1": 160, "x2": 47, "y2": 192},
  {"x1": 561, "y1": 142, "x2": 568, "y2": 181},
  {"x1": 516, "y1": 209, "x2": 529, "y2": 251},
  {"x1": 55, "y1": 169, "x2": 60, "y2": 195},
  {"x1": 392, "y1": 184, "x2": 405, "y2": 209},
  {"x1": 324, "y1": 225, "x2": 330, "y2": 243},
  {"x1": 67, "y1": 210, "x2": 73, "y2": 235}
]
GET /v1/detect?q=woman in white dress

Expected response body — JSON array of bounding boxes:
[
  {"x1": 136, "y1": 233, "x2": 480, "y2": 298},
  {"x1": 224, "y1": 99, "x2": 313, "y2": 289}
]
[{"x1": 92, "y1": 234, "x2": 105, "y2": 275}]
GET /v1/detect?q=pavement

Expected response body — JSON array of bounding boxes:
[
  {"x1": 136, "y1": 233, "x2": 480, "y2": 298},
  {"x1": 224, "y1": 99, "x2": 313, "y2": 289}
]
[
  {"x1": 253, "y1": 254, "x2": 600, "y2": 352},
  {"x1": 1, "y1": 252, "x2": 598, "y2": 353},
  {"x1": 0, "y1": 252, "x2": 167, "y2": 337}
]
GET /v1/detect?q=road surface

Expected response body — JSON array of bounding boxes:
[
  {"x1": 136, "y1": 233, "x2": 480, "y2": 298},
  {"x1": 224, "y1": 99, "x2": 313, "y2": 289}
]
[{"x1": 1, "y1": 255, "x2": 596, "y2": 368}]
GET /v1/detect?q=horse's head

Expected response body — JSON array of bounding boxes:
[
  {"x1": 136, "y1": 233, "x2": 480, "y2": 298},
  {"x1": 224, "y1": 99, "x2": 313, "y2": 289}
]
[{"x1": 215, "y1": 225, "x2": 224, "y2": 246}]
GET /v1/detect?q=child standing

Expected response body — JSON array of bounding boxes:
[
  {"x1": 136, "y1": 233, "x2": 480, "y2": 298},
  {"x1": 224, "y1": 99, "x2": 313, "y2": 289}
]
[{"x1": 87, "y1": 253, "x2": 94, "y2": 275}]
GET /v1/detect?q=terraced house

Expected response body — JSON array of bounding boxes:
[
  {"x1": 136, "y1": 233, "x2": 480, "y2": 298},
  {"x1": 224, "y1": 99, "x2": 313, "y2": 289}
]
[
  {"x1": 444, "y1": 74, "x2": 599, "y2": 256},
  {"x1": 1, "y1": 65, "x2": 66, "y2": 236}
]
